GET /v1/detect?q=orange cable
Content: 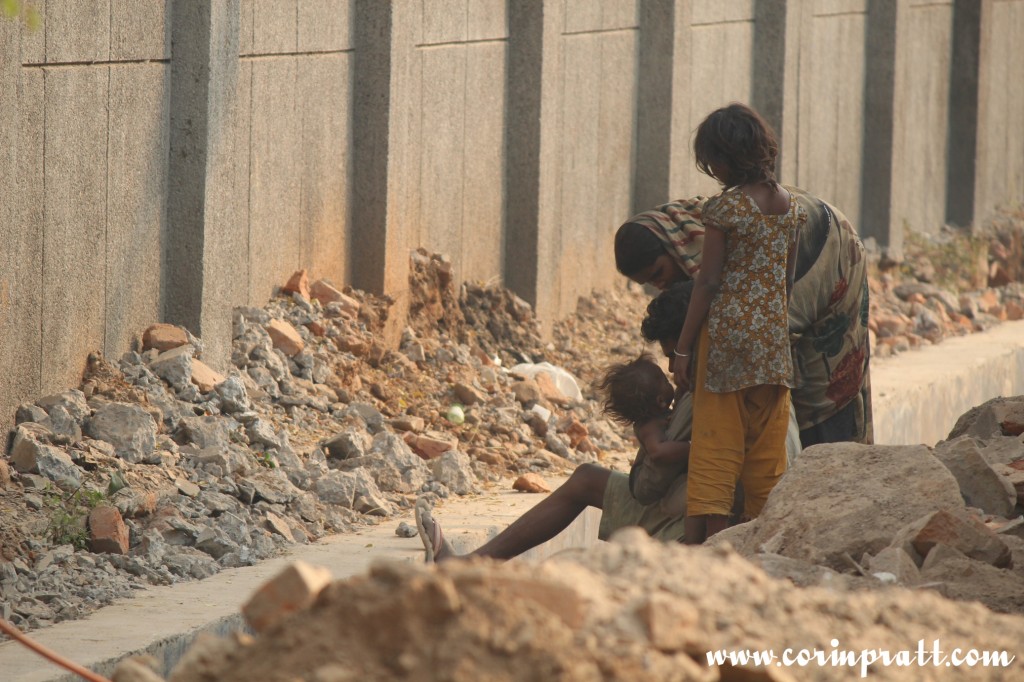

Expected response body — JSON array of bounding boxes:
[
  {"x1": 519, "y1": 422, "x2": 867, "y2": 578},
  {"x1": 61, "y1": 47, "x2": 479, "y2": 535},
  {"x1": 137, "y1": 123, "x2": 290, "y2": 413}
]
[{"x1": 0, "y1": 617, "x2": 113, "y2": 682}]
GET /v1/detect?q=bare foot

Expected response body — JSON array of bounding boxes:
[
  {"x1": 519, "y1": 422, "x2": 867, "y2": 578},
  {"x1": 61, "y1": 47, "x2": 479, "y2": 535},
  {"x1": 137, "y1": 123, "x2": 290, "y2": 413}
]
[{"x1": 415, "y1": 499, "x2": 456, "y2": 563}]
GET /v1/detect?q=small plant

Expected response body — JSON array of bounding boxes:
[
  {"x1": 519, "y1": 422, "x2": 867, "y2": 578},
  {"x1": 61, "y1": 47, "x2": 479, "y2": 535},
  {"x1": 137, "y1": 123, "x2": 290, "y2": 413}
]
[{"x1": 42, "y1": 486, "x2": 107, "y2": 550}]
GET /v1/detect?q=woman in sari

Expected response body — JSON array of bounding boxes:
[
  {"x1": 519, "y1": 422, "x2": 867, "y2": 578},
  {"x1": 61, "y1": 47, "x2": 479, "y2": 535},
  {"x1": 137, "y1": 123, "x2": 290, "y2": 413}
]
[{"x1": 614, "y1": 189, "x2": 873, "y2": 447}]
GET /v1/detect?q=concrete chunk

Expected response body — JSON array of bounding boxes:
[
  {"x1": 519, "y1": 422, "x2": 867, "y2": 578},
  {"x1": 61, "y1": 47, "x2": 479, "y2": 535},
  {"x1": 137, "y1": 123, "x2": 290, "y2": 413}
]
[
  {"x1": 891, "y1": 509, "x2": 1012, "y2": 568},
  {"x1": 265, "y1": 319, "x2": 305, "y2": 357},
  {"x1": 242, "y1": 561, "x2": 332, "y2": 634},
  {"x1": 932, "y1": 436, "x2": 1017, "y2": 516}
]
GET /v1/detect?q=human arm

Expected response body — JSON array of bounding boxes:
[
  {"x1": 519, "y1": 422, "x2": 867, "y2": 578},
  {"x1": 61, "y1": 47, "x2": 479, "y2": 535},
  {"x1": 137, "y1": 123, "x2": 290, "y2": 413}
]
[
  {"x1": 635, "y1": 419, "x2": 690, "y2": 467},
  {"x1": 786, "y1": 219, "x2": 800, "y2": 304},
  {"x1": 672, "y1": 224, "x2": 725, "y2": 391}
]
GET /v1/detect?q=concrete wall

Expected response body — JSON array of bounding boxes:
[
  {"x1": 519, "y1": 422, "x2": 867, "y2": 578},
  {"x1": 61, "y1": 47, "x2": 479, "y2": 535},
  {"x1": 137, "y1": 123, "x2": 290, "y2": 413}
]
[{"x1": 2, "y1": 0, "x2": 1023, "y2": 434}]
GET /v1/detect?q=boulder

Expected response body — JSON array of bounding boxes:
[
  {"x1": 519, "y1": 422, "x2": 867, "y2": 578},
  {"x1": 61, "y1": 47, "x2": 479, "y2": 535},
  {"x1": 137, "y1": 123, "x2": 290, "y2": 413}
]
[
  {"x1": 430, "y1": 450, "x2": 478, "y2": 496},
  {"x1": 947, "y1": 396, "x2": 1024, "y2": 441},
  {"x1": 85, "y1": 403, "x2": 157, "y2": 464},
  {"x1": 9, "y1": 425, "x2": 82, "y2": 489},
  {"x1": 889, "y1": 509, "x2": 1012, "y2": 568},
  {"x1": 932, "y1": 436, "x2": 1016, "y2": 516},
  {"x1": 150, "y1": 344, "x2": 194, "y2": 390},
  {"x1": 739, "y1": 443, "x2": 965, "y2": 571}
]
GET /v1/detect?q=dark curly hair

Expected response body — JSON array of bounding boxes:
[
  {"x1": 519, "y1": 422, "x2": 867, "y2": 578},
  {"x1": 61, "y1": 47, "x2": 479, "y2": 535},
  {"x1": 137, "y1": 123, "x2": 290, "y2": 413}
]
[
  {"x1": 596, "y1": 354, "x2": 668, "y2": 426},
  {"x1": 693, "y1": 102, "x2": 779, "y2": 189},
  {"x1": 640, "y1": 281, "x2": 694, "y2": 344}
]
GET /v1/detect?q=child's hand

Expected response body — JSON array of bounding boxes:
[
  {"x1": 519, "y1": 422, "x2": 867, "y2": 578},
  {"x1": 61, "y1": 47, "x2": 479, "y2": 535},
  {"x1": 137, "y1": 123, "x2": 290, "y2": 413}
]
[{"x1": 672, "y1": 355, "x2": 691, "y2": 395}]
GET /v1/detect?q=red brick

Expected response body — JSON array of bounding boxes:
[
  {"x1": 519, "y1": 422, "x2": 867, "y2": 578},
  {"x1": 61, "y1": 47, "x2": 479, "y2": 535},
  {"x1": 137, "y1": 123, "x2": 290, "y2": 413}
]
[
  {"x1": 142, "y1": 323, "x2": 189, "y2": 352},
  {"x1": 88, "y1": 506, "x2": 130, "y2": 555},
  {"x1": 282, "y1": 269, "x2": 311, "y2": 300}
]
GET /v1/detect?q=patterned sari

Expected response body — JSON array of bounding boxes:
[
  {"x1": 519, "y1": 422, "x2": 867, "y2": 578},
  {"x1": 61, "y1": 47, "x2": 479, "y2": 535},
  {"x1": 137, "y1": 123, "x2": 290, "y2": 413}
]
[{"x1": 625, "y1": 190, "x2": 873, "y2": 445}]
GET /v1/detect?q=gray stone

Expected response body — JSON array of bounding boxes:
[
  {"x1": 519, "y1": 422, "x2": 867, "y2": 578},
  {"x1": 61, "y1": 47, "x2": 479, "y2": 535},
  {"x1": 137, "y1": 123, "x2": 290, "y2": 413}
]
[
  {"x1": 176, "y1": 416, "x2": 241, "y2": 449},
  {"x1": 215, "y1": 375, "x2": 251, "y2": 413},
  {"x1": 322, "y1": 430, "x2": 372, "y2": 461},
  {"x1": 739, "y1": 443, "x2": 965, "y2": 571},
  {"x1": 351, "y1": 469, "x2": 392, "y2": 517},
  {"x1": 149, "y1": 345, "x2": 194, "y2": 390},
  {"x1": 932, "y1": 436, "x2": 1016, "y2": 516},
  {"x1": 247, "y1": 366, "x2": 281, "y2": 399},
  {"x1": 246, "y1": 418, "x2": 281, "y2": 449},
  {"x1": 192, "y1": 445, "x2": 254, "y2": 476},
  {"x1": 429, "y1": 449, "x2": 478, "y2": 496},
  {"x1": 199, "y1": 490, "x2": 243, "y2": 515},
  {"x1": 366, "y1": 432, "x2": 430, "y2": 493},
  {"x1": 866, "y1": 546, "x2": 921, "y2": 586},
  {"x1": 345, "y1": 403, "x2": 385, "y2": 433},
  {"x1": 244, "y1": 469, "x2": 302, "y2": 505},
  {"x1": 9, "y1": 426, "x2": 82, "y2": 489},
  {"x1": 16, "y1": 403, "x2": 50, "y2": 425},
  {"x1": 194, "y1": 527, "x2": 239, "y2": 560},
  {"x1": 47, "y1": 405, "x2": 82, "y2": 442},
  {"x1": 314, "y1": 470, "x2": 359, "y2": 508},
  {"x1": 85, "y1": 403, "x2": 157, "y2": 464},
  {"x1": 35, "y1": 390, "x2": 90, "y2": 424}
]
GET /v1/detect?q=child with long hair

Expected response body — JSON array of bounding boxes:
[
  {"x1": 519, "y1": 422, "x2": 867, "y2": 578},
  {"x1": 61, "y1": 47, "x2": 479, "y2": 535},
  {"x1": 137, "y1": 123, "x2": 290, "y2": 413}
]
[
  {"x1": 673, "y1": 103, "x2": 804, "y2": 543},
  {"x1": 597, "y1": 354, "x2": 690, "y2": 505}
]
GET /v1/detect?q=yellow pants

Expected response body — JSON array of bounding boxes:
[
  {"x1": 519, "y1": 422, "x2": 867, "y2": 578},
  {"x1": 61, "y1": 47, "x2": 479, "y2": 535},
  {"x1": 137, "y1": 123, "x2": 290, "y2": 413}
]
[{"x1": 687, "y1": 324, "x2": 790, "y2": 518}]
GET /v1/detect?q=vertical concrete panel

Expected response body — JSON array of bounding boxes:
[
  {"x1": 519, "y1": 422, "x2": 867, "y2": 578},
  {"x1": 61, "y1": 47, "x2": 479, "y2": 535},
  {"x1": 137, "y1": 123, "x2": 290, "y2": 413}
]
[
  {"x1": 298, "y1": 0, "x2": 353, "y2": 51},
  {"x1": 462, "y1": 42, "x2": 506, "y2": 282},
  {"x1": 467, "y1": 0, "x2": 507, "y2": 39},
  {"x1": 601, "y1": 0, "x2": 639, "y2": 29},
  {"x1": 685, "y1": 20, "x2": 755, "y2": 197},
  {"x1": 557, "y1": 33, "x2": 600, "y2": 313},
  {"x1": 111, "y1": 0, "x2": 170, "y2": 61},
  {"x1": 168, "y1": 0, "x2": 246, "y2": 369},
  {"x1": 564, "y1": 0, "x2": 602, "y2": 32},
  {"x1": 419, "y1": 46, "x2": 466, "y2": 267},
  {"x1": 594, "y1": 30, "x2": 636, "y2": 285},
  {"x1": 239, "y1": 0, "x2": 255, "y2": 54},
  {"x1": 42, "y1": 67, "x2": 108, "y2": 392},
  {"x1": 423, "y1": 0, "x2": 468, "y2": 43},
  {"x1": 796, "y1": 4, "x2": 867, "y2": 231},
  {"x1": 297, "y1": 54, "x2": 351, "y2": 285},
  {"x1": 0, "y1": 27, "x2": 42, "y2": 434},
  {"x1": 105, "y1": 63, "x2": 168, "y2": 358},
  {"x1": 43, "y1": 1, "x2": 111, "y2": 62},
  {"x1": 248, "y1": 57, "x2": 302, "y2": 303},
  {"x1": 252, "y1": 0, "x2": 297, "y2": 53},
  {"x1": 982, "y1": 0, "x2": 1024, "y2": 212},
  {"x1": 893, "y1": 3, "x2": 951, "y2": 236}
]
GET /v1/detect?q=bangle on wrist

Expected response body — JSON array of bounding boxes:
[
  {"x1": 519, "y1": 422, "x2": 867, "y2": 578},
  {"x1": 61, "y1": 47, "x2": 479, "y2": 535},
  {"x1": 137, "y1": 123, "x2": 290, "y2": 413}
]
[{"x1": 673, "y1": 350, "x2": 690, "y2": 358}]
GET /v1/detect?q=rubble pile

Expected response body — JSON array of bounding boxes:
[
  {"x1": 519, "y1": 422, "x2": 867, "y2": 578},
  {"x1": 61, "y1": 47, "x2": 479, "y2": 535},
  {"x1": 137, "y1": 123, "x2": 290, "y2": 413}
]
[
  {"x1": 1, "y1": 208, "x2": 1024, "y2": 641},
  {"x1": 127, "y1": 531, "x2": 1024, "y2": 682},
  {"x1": 0, "y1": 254, "x2": 635, "y2": 632}
]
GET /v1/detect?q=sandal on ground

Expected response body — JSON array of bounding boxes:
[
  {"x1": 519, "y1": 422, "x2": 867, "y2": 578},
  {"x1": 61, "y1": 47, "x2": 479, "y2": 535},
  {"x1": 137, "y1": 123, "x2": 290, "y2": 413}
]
[{"x1": 415, "y1": 498, "x2": 453, "y2": 563}]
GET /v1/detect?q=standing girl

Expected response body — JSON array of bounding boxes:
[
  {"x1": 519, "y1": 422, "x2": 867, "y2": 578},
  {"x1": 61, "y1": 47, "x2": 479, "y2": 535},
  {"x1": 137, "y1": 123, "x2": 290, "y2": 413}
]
[{"x1": 673, "y1": 103, "x2": 804, "y2": 542}]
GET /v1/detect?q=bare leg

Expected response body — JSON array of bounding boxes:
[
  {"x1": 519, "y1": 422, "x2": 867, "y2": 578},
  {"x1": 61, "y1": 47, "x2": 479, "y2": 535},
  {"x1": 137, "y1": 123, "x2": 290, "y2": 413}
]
[
  {"x1": 420, "y1": 463, "x2": 612, "y2": 562},
  {"x1": 705, "y1": 514, "x2": 730, "y2": 538},
  {"x1": 683, "y1": 516, "x2": 706, "y2": 545}
]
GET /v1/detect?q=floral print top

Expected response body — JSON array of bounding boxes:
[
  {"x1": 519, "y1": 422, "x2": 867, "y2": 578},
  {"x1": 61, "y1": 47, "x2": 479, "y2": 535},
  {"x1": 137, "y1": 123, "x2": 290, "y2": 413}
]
[{"x1": 701, "y1": 187, "x2": 806, "y2": 393}]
